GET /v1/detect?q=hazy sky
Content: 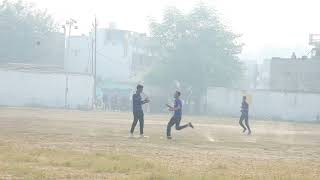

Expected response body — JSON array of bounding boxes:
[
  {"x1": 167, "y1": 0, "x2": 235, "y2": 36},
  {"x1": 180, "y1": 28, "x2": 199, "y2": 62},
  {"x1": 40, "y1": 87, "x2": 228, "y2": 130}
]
[{"x1": 27, "y1": 0, "x2": 320, "y2": 60}]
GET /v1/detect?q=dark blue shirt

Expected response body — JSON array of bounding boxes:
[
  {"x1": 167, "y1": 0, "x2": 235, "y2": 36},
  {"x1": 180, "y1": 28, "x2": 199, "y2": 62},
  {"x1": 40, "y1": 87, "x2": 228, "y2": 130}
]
[
  {"x1": 241, "y1": 101, "x2": 249, "y2": 114},
  {"x1": 132, "y1": 93, "x2": 143, "y2": 112},
  {"x1": 173, "y1": 99, "x2": 182, "y2": 118}
]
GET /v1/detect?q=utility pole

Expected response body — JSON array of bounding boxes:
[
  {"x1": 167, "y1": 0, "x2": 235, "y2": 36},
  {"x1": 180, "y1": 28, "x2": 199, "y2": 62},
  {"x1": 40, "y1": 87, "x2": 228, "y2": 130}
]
[
  {"x1": 63, "y1": 18, "x2": 77, "y2": 109},
  {"x1": 66, "y1": 19, "x2": 77, "y2": 59},
  {"x1": 92, "y1": 16, "x2": 97, "y2": 109}
]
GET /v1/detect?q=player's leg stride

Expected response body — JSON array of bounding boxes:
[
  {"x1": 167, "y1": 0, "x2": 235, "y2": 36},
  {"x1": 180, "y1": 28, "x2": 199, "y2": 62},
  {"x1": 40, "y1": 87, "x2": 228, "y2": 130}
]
[
  {"x1": 239, "y1": 114, "x2": 247, "y2": 133},
  {"x1": 244, "y1": 115, "x2": 251, "y2": 135},
  {"x1": 130, "y1": 85, "x2": 150, "y2": 138},
  {"x1": 239, "y1": 96, "x2": 251, "y2": 135},
  {"x1": 166, "y1": 91, "x2": 194, "y2": 139}
]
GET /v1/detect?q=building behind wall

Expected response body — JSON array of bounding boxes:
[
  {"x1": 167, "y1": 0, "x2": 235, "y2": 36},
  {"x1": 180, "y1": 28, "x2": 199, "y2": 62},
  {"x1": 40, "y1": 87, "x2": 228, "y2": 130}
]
[
  {"x1": 94, "y1": 28, "x2": 132, "y2": 80},
  {"x1": 65, "y1": 35, "x2": 92, "y2": 74},
  {"x1": 65, "y1": 28, "x2": 153, "y2": 81},
  {"x1": 266, "y1": 58, "x2": 320, "y2": 92},
  {"x1": 0, "y1": 32, "x2": 65, "y2": 67},
  {"x1": 96, "y1": 28, "x2": 154, "y2": 80},
  {"x1": 257, "y1": 34, "x2": 320, "y2": 93},
  {"x1": 240, "y1": 60, "x2": 259, "y2": 90}
]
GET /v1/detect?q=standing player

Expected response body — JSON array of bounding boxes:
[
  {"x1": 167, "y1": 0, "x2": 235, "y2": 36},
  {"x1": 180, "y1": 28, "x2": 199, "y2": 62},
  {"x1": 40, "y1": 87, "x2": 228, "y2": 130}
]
[
  {"x1": 166, "y1": 91, "x2": 194, "y2": 139},
  {"x1": 239, "y1": 96, "x2": 251, "y2": 135},
  {"x1": 130, "y1": 85, "x2": 150, "y2": 138}
]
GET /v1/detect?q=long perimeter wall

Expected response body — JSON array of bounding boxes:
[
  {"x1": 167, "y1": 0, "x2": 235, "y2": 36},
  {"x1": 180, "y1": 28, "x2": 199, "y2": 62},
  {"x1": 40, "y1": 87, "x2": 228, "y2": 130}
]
[
  {"x1": 207, "y1": 87, "x2": 320, "y2": 122},
  {"x1": 0, "y1": 70, "x2": 94, "y2": 109}
]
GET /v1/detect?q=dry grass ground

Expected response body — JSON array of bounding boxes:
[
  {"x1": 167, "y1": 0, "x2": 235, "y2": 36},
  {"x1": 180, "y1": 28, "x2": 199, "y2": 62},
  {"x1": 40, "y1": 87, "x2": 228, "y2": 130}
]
[{"x1": 0, "y1": 107, "x2": 319, "y2": 179}]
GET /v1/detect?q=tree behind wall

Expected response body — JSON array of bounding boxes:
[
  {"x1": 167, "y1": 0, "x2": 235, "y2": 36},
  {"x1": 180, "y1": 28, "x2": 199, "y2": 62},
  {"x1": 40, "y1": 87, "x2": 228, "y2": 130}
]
[
  {"x1": 144, "y1": 4, "x2": 243, "y2": 114},
  {"x1": 0, "y1": 0, "x2": 61, "y2": 65}
]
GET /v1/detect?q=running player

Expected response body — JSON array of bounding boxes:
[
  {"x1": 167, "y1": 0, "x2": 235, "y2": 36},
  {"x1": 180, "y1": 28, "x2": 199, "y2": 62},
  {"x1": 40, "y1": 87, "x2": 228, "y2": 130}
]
[
  {"x1": 166, "y1": 91, "x2": 194, "y2": 139},
  {"x1": 130, "y1": 85, "x2": 149, "y2": 138},
  {"x1": 239, "y1": 96, "x2": 251, "y2": 135}
]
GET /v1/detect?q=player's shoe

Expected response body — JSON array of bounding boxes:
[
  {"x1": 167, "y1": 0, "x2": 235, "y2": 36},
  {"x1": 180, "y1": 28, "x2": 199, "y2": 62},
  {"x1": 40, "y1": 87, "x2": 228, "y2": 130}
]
[
  {"x1": 129, "y1": 133, "x2": 134, "y2": 138},
  {"x1": 167, "y1": 136, "x2": 172, "y2": 140},
  {"x1": 139, "y1": 134, "x2": 145, "y2": 138},
  {"x1": 247, "y1": 131, "x2": 252, "y2": 136},
  {"x1": 189, "y1": 122, "x2": 194, "y2": 129},
  {"x1": 242, "y1": 129, "x2": 247, "y2": 133}
]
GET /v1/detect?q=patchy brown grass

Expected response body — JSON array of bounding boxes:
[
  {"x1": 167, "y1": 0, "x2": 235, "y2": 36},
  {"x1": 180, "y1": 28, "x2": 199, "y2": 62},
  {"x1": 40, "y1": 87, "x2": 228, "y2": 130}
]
[{"x1": 0, "y1": 107, "x2": 319, "y2": 179}]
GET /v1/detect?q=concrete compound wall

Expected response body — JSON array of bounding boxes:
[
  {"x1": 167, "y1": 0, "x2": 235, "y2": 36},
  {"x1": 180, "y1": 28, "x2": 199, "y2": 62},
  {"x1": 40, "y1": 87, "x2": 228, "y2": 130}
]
[
  {"x1": 0, "y1": 70, "x2": 93, "y2": 109},
  {"x1": 207, "y1": 87, "x2": 320, "y2": 122}
]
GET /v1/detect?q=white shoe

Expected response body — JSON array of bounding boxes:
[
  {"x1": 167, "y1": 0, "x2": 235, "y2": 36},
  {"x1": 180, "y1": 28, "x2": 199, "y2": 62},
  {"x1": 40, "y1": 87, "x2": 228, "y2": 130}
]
[
  {"x1": 129, "y1": 133, "x2": 134, "y2": 138},
  {"x1": 139, "y1": 134, "x2": 144, "y2": 138}
]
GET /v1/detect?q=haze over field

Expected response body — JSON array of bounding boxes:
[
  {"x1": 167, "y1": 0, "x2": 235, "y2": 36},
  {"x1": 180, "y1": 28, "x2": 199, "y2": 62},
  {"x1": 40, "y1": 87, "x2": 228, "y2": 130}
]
[
  {"x1": 0, "y1": 0, "x2": 320, "y2": 179},
  {"x1": 27, "y1": 0, "x2": 320, "y2": 60}
]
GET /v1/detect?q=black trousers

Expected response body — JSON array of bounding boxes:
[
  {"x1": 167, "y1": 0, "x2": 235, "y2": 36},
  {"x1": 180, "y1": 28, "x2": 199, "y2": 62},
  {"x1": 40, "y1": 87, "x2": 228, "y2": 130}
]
[
  {"x1": 130, "y1": 111, "x2": 144, "y2": 135},
  {"x1": 167, "y1": 116, "x2": 188, "y2": 137},
  {"x1": 239, "y1": 112, "x2": 251, "y2": 131}
]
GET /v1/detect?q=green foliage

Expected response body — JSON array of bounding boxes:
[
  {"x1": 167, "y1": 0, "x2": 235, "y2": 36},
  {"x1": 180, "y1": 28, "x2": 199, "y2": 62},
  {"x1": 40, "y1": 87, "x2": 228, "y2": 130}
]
[
  {"x1": 145, "y1": 3, "x2": 243, "y2": 94},
  {"x1": 0, "y1": 0, "x2": 57, "y2": 62}
]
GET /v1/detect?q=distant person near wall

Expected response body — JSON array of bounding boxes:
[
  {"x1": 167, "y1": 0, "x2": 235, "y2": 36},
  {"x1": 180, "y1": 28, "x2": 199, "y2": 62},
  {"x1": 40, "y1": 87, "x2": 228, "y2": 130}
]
[{"x1": 239, "y1": 96, "x2": 251, "y2": 135}]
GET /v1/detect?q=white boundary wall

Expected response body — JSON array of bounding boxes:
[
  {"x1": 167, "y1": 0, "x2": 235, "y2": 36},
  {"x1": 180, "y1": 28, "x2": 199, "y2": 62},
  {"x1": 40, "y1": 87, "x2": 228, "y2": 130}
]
[
  {"x1": 207, "y1": 87, "x2": 320, "y2": 122},
  {"x1": 0, "y1": 69, "x2": 93, "y2": 109}
]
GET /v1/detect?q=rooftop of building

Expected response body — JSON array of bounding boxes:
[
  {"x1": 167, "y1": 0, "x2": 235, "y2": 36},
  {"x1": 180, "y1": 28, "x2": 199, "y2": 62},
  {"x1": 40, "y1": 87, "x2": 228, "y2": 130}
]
[
  {"x1": 0, "y1": 63, "x2": 92, "y2": 76},
  {"x1": 267, "y1": 57, "x2": 320, "y2": 62}
]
